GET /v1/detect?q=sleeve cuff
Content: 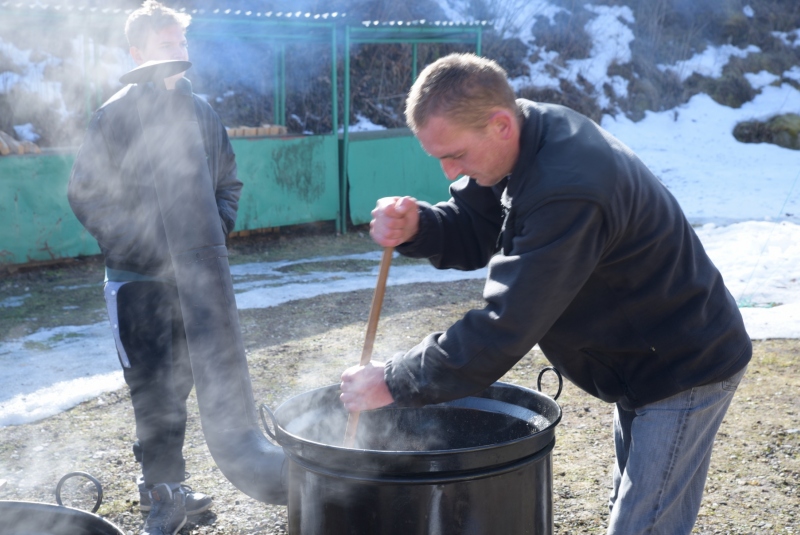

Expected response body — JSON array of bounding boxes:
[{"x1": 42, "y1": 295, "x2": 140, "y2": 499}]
[
  {"x1": 384, "y1": 352, "x2": 426, "y2": 408},
  {"x1": 395, "y1": 202, "x2": 437, "y2": 258}
]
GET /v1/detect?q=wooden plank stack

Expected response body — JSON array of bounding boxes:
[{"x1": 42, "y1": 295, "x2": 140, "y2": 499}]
[
  {"x1": 225, "y1": 124, "x2": 288, "y2": 138},
  {"x1": 0, "y1": 130, "x2": 41, "y2": 156}
]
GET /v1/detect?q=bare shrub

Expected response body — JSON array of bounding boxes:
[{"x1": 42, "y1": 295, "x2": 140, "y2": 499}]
[
  {"x1": 531, "y1": 4, "x2": 593, "y2": 63},
  {"x1": 482, "y1": 35, "x2": 531, "y2": 79},
  {"x1": 518, "y1": 79, "x2": 602, "y2": 123},
  {"x1": 608, "y1": 60, "x2": 684, "y2": 121},
  {"x1": 734, "y1": 113, "x2": 800, "y2": 150}
]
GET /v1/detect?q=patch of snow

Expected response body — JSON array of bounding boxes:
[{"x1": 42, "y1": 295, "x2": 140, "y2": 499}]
[
  {"x1": 658, "y1": 44, "x2": 761, "y2": 82},
  {"x1": 13, "y1": 123, "x2": 39, "y2": 143},
  {"x1": 561, "y1": 5, "x2": 634, "y2": 109},
  {"x1": 234, "y1": 257, "x2": 486, "y2": 309},
  {"x1": 509, "y1": 49, "x2": 561, "y2": 92},
  {"x1": 433, "y1": 0, "x2": 563, "y2": 42},
  {"x1": 784, "y1": 65, "x2": 800, "y2": 83},
  {"x1": 0, "y1": 294, "x2": 31, "y2": 308},
  {"x1": 0, "y1": 37, "x2": 69, "y2": 117},
  {"x1": 342, "y1": 114, "x2": 386, "y2": 133},
  {"x1": 601, "y1": 83, "x2": 800, "y2": 225},
  {"x1": 745, "y1": 70, "x2": 780, "y2": 90},
  {"x1": 743, "y1": 5, "x2": 755, "y2": 18},
  {"x1": 0, "y1": 322, "x2": 121, "y2": 427},
  {"x1": 0, "y1": 372, "x2": 125, "y2": 428},
  {"x1": 697, "y1": 221, "x2": 800, "y2": 340},
  {"x1": 772, "y1": 30, "x2": 800, "y2": 48},
  {"x1": 53, "y1": 284, "x2": 96, "y2": 291},
  {"x1": 510, "y1": 4, "x2": 635, "y2": 106}
]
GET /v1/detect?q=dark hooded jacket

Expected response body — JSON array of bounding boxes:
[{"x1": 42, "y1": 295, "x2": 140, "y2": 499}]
[
  {"x1": 385, "y1": 99, "x2": 751, "y2": 411},
  {"x1": 68, "y1": 82, "x2": 241, "y2": 279}
]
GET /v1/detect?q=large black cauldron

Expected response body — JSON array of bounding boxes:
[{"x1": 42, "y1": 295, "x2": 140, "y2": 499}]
[{"x1": 262, "y1": 375, "x2": 562, "y2": 535}]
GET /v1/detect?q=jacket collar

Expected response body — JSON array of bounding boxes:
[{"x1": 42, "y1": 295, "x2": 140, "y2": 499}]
[{"x1": 504, "y1": 99, "x2": 543, "y2": 207}]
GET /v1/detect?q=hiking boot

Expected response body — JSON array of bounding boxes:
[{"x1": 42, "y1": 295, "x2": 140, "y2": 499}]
[
  {"x1": 141, "y1": 483, "x2": 187, "y2": 535},
  {"x1": 139, "y1": 478, "x2": 213, "y2": 516}
]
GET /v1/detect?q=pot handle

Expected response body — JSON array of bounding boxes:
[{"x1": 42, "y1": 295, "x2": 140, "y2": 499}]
[
  {"x1": 259, "y1": 403, "x2": 282, "y2": 446},
  {"x1": 537, "y1": 366, "x2": 563, "y2": 400},
  {"x1": 55, "y1": 471, "x2": 103, "y2": 513}
]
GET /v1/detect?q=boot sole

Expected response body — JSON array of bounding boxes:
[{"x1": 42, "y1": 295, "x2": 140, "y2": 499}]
[{"x1": 141, "y1": 500, "x2": 212, "y2": 516}]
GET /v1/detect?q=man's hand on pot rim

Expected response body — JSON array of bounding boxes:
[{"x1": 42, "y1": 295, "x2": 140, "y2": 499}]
[{"x1": 340, "y1": 361, "x2": 395, "y2": 412}]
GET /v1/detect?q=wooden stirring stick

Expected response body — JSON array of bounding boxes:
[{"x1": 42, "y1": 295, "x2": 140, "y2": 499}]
[{"x1": 343, "y1": 247, "x2": 394, "y2": 448}]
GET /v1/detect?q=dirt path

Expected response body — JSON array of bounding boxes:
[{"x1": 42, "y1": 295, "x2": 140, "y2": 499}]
[{"x1": 1, "y1": 246, "x2": 798, "y2": 534}]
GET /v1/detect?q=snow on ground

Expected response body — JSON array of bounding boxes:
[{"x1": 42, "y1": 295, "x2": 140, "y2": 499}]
[
  {"x1": 0, "y1": 322, "x2": 124, "y2": 427},
  {"x1": 0, "y1": 256, "x2": 489, "y2": 428},
  {"x1": 601, "y1": 84, "x2": 800, "y2": 225},
  {"x1": 658, "y1": 44, "x2": 761, "y2": 82},
  {"x1": 697, "y1": 222, "x2": 800, "y2": 339},
  {"x1": 508, "y1": 3, "x2": 636, "y2": 96},
  {"x1": 561, "y1": 5, "x2": 634, "y2": 109},
  {"x1": 232, "y1": 253, "x2": 486, "y2": 310},
  {"x1": 340, "y1": 113, "x2": 387, "y2": 133}
]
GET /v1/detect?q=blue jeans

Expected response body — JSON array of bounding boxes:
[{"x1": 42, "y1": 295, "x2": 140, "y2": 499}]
[{"x1": 607, "y1": 366, "x2": 747, "y2": 535}]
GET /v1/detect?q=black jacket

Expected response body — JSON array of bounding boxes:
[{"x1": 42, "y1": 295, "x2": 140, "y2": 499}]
[
  {"x1": 386, "y1": 99, "x2": 751, "y2": 410},
  {"x1": 68, "y1": 82, "x2": 241, "y2": 278}
]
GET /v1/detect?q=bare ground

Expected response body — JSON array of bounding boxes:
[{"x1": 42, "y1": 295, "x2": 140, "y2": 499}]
[{"x1": 0, "y1": 235, "x2": 798, "y2": 534}]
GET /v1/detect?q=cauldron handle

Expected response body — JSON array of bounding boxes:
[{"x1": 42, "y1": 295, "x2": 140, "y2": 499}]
[
  {"x1": 259, "y1": 403, "x2": 281, "y2": 446},
  {"x1": 55, "y1": 471, "x2": 103, "y2": 513},
  {"x1": 537, "y1": 366, "x2": 563, "y2": 400}
]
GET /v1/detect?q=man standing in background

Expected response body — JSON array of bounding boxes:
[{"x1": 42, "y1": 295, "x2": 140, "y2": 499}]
[
  {"x1": 341, "y1": 53, "x2": 751, "y2": 535},
  {"x1": 68, "y1": 2, "x2": 241, "y2": 534}
]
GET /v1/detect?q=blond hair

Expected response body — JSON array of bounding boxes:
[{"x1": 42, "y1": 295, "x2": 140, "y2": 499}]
[
  {"x1": 125, "y1": 0, "x2": 192, "y2": 48},
  {"x1": 405, "y1": 53, "x2": 518, "y2": 132}
]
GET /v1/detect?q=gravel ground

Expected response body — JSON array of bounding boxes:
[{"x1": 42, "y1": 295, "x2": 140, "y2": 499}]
[{"x1": 0, "y1": 246, "x2": 798, "y2": 534}]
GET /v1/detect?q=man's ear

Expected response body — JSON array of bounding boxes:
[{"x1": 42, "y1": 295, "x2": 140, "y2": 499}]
[
  {"x1": 489, "y1": 109, "x2": 516, "y2": 141},
  {"x1": 130, "y1": 46, "x2": 144, "y2": 66}
]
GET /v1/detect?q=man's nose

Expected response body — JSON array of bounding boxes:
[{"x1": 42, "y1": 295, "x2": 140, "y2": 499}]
[{"x1": 440, "y1": 159, "x2": 462, "y2": 181}]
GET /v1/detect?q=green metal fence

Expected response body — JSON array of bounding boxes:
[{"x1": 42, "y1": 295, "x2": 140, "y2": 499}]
[
  {"x1": 0, "y1": 152, "x2": 96, "y2": 265},
  {"x1": 232, "y1": 135, "x2": 340, "y2": 229},
  {"x1": 0, "y1": 132, "x2": 432, "y2": 265},
  {"x1": 346, "y1": 129, "x2": 449, "y2": 225},
  {"x1": 340, "y1": 21, "x2": 485, "y2": 231}
]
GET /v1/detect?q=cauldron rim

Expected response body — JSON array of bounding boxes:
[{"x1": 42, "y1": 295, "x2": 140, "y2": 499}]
[{"x1": 270, "y1": 381, "x2": 562, "y2": 475}]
